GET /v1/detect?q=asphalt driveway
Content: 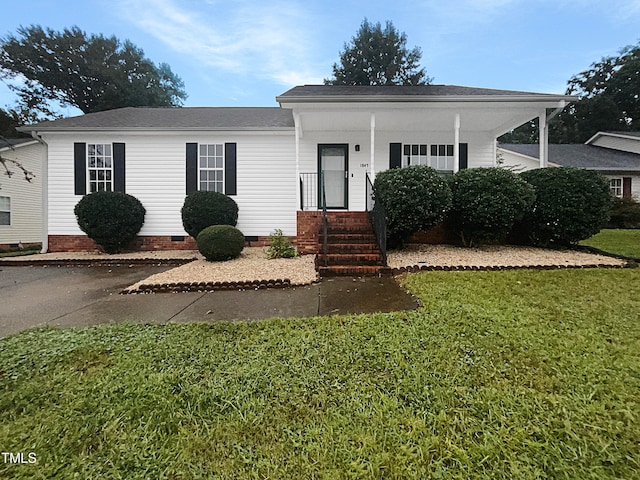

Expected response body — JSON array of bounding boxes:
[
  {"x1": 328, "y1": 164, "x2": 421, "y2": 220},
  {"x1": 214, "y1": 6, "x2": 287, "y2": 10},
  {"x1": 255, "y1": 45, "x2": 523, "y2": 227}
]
[{"x1": 0, "y1": 265, "x2": 418, "y2": 338}]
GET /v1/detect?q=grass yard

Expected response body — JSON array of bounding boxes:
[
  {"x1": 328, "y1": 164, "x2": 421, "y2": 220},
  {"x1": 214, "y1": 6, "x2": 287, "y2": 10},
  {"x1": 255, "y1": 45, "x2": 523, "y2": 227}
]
[
  {"x1": 1, "y1": 269, "x2": 639, "y2": 479},
  {"x1": 580, "y1": 228, "x2": 640, "y2": 258}
]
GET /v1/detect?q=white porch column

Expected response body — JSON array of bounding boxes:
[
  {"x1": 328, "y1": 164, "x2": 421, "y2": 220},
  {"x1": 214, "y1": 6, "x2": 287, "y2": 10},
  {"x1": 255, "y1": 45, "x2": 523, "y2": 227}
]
[
  {"x1": 539, "y1": 111, "x2": 547, "y2": 168},
  {"x1": 294, "y1": 112, "x2": 301, "y2": 210},
  {"x1": 370, "y1": 113, "x2": 376, "y2": 178},
  {"x1": 453, "y1": 113, "x2": 460, "y2": 172}
]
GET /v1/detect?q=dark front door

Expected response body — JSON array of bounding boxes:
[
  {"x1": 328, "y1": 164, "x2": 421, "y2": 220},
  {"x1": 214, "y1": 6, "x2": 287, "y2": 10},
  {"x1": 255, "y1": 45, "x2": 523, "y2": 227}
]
[{"x1": 318, "y1": 144, "x2": 348, "y2": 209}]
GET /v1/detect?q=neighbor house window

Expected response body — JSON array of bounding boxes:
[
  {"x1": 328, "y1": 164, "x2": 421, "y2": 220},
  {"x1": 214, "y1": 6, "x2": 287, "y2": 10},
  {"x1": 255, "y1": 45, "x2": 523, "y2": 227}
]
[
  {"x1": 199, "y1": 144, "x2": 224, "y2": 192},
  {"x1": 403, "y1": 144, "x2": 428, "y2": 167},
  {"x1": 0, "y1": 196, "x2": 10, "y2": 225},
  {"x1": 610, "y1": 178, "x2": 623, "y2": 197},
  {"x1": 430, "y1": 144, "x2": 454, "y2": 171},
  {"x1": 88, "y1": 143, "x2": 113, "y2": 192}
]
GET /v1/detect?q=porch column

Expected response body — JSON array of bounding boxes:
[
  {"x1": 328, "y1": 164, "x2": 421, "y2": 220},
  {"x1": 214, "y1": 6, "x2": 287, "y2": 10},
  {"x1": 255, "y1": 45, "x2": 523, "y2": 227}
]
[
  {"x1": 294, "y1": 112, "x2": 301, "y2": 209},
  {"x1": 370, "y1": 113, "x2": 376, "y2": 178},
  {"x1": 539, "y1": 112, "x2": 547, "y2": 168},
  {"x1": 453, "y1": 113, "x2": 460, "y2": 172}
]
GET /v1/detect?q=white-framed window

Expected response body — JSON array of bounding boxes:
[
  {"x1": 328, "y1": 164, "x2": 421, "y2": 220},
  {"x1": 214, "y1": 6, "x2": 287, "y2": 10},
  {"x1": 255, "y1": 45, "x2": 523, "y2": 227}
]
[
  {"x1": 403, "y1": 144, "x2": 428, "y2": 167},
  {"x1": 88, "y1": 144, "x2": 113, "y2": 192},
  {"x1": 199, "y1": 144, "x2": 224, "y2": 192},
  {"x1": 0, "y1": 196, "x2": 10, "y2": 226},
  {"x1": 610, "y1": 178, "x2": 623, "y2": 197},
  {"x1": 430, "y1": 144, "x2": 454, "y2": 171}
]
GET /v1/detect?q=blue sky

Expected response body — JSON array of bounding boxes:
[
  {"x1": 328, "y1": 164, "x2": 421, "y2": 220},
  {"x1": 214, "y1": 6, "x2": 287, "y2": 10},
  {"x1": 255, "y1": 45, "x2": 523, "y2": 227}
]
[{"x1": 1, "y1": 0, "x2": 640, "y2": 115}]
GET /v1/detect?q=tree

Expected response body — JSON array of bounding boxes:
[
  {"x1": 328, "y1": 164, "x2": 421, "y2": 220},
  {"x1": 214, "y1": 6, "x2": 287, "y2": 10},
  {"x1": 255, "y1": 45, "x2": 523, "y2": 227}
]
[
  {"x1": 325, "y1": 19, "x2": 431, "y2": 86},
  {"x1": 0, "y1": 25, "x2": 187, "y2": 119}
]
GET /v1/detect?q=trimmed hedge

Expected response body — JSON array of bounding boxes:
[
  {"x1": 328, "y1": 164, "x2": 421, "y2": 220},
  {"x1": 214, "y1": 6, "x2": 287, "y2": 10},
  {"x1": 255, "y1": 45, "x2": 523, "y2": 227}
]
[
  {"x1": 181, "y1": 191, "x2": 238, "y2": 238},
  {"x1": 447, "y1": 168, "x2": 535, "y2": 247},
  {"x1": 196, "y1": 225, "x2": 245, "y2": 261},
  {"x1": 74, "y1": 191, "x2": 146, "y2": 254},
  {"x1": 517, "y1": 167, "x2": 612, "y2": 247},
  {"x1": 607, "y1": 197, "x2": 640, "y2": 229},
  {"x1": 374, "y1": 166, "x2": 452, "y2": 248}
]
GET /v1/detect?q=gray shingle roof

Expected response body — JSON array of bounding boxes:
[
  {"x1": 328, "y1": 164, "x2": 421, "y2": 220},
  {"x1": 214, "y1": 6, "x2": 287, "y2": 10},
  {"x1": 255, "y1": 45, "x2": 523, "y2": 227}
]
[
  {"x1": 0, "y1": 138, "x2": 37, "y2": 149},
  {"x1": 500, "y1": 143, "x2": 640, "y2": 171},
  {"x1": 277, "y1": 84, "x2": 575, "y2": 102},
  {"x1": 19, "y1": 107, "x2": 294, "y2": 132}
]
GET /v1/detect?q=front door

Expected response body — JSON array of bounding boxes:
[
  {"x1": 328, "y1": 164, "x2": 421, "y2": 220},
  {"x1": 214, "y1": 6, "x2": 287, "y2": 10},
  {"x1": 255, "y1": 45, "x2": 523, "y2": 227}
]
[{"x1": 318, "y1": 144, "x2": 348, "y2": 209}]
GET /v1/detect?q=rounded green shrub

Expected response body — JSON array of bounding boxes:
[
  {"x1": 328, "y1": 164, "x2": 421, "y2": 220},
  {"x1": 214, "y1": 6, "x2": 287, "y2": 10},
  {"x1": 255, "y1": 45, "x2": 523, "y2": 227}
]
[
  {"x1": 606, "y1": 197, "x2": 640, "y2": 229},
  {"x1": 447, "y1": 168, "x2": 535, "y2": 247},
  {"x1": 181, "y1": 191, "x2": 238, "y2": 238},
  {"x1": 518, "y1": 167, "x2": 612, "y2": 247},
  {"x1": 196, "y1": 225, "x2": 245, "y2": 261},
  {"x1": 374, "y1": 166, "x2": 452, "y2": 248},
  {"x1": 74, "y1": 191, "x2": 146, "y2": 254}
]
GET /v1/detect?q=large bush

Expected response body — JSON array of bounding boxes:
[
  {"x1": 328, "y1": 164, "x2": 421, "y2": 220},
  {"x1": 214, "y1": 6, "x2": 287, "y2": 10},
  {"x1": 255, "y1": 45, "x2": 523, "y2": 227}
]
[
  {"x1": 447, "y1": 168, "x2": 535, "y2": 247},
  {"x1": 196, "y1": 225, "x2": 245, "y2": 261},
  {"x1": 606, "y1": 197, "x2": 640, "y2": 229},
  {"x1": 181, "y1": 191, "x2": 238, "y2": 238},
  {"x1": 374, "y1": 166, "x2": 452, "y2": 247},
  {"x1": 517, "y1": 167, "x2": 612, "y2": 246},
  {"x1": 74, "y1": 191, "x2": 146, "y2": 253}
]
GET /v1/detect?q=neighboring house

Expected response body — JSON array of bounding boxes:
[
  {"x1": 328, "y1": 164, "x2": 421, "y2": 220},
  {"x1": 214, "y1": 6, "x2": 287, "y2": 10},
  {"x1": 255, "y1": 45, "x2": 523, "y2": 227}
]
[
  {"x1": 0, "y1": 138, "x2": 44, "y2": 249},
  {"x1": 499, "y1": 131, "x2": 640, "y2": 199},
  {"x1": 20, "y1": 84, "x2": 574, "y2": 253}
]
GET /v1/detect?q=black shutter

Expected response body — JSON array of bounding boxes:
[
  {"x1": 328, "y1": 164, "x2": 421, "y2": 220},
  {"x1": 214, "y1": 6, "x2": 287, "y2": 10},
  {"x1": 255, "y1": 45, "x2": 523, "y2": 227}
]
[
  {"x1": 186, "y1": 143, "x2": 198, "y2": 194},
  {"x1": 459, "y1": 143, "x2": 468, "y2": 170},
  {"x1": 113, "y1": 143, "x2": 126, "y2": 193},
  {"x1": 225, "y1": 142, "x2": 237, "y2": 195},
  {"x1": 74, "y1": 142, "x2": 87, "y2": 195},
  {"x1": 623, "y1": 177, "x2": 632, "y2": 199},
  {"x1": 389, "y1": 143, "x2": 402, "y2": 169}
]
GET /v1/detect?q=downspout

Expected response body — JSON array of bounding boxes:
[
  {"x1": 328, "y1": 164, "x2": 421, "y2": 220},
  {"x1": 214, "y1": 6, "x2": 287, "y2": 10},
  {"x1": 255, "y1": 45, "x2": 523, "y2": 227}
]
[{"x1": 30, "y1": 131, "x2": 48, "y2": 253}]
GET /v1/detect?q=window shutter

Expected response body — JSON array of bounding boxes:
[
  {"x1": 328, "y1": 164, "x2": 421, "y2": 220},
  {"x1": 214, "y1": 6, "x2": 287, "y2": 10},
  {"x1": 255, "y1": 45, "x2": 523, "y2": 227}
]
[
  {"x1": 459, "y1": 143, "x2": 468, "y2": 170},
  {"x1": 113, "y1": 143, "x2": 126, "y2": 193},
  {"x1": 186, "y1": 143, "x2": 198, "y2": 194},
  {"x1": 623, "y1": 177, "x2": 632, "y2": 199},
  {"x1": 389, "y1": 143, "x2": 402, "y2": 169},
  {"x1": 225, "y1": 142, "x2": 237, "y2": 195},
  {"x1": 74, "y1": 142, "x2": 87, "y2": 195}
]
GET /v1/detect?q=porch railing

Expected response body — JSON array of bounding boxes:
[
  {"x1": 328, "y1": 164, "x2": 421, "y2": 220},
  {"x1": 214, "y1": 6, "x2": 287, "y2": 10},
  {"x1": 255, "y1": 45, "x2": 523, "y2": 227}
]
[
  {"x1": 366, "y1": 172, "x2": 387, "y2": 266},
  {"x1": 320, "y1": 172, "x2": 328, "y2": 267},
  {"x1": 299, "y1": 173, "x2": 318, "y2": 210}
]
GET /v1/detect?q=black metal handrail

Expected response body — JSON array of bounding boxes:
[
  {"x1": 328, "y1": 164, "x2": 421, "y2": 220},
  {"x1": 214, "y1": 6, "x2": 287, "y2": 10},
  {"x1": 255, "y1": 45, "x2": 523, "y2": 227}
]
[
  {"x1": 299, "y1": 173, "x2": 318, "y2": 210},
  {"x1": 366, "y1": 172, "x2": 387, "y2": 266},
  {"x1": 320, "y1": 171, "x2": 328, "y2": 267}
]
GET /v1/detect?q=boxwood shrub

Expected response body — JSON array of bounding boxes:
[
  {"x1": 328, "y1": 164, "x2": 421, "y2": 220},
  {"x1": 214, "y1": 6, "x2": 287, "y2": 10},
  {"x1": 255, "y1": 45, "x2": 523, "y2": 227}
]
[
  {"x1": 447, "y1": 168, "x2": 535, "y2": 247},
  {"x1": 517, "y1": 167, "x2": 612, "y2": 246},
  {"x1": 374, "y1": 166, "x2": 452, "y2": 248},
  {"x1": 181, "y1": 191, "x2": 238, "y2": 238},
  {"x1": 74, "y1": 191, "x2": 146, "y2": 253},
  {"x1": 606, "y1": 197, "x2": 640, "y2": 229},
  {"x1": 197, "y1": 225, "x2": 245, "y2": 261}
]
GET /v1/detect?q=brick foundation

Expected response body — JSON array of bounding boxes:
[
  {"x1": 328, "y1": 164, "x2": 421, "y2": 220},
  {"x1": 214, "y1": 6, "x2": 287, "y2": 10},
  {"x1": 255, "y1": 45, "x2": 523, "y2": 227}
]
[
  {"x1": 296, "y1": 211, "x2": 323, "y2": 254},
  {"x1": 0, "y1": 242, "x2": 42, "y2": 251},
  {"x1": 47, "y1": 234, "x2": 273, "y2": 253}
]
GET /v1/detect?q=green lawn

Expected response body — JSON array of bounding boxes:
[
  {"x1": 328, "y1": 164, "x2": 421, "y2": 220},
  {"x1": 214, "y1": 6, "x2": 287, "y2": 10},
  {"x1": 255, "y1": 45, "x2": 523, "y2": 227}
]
[
  {"x1": 580, "y1": 229, "x2": 640, "y2": 258},
  {"x1": 1, "y1": 269, "x2": 639, "y2": 479}
]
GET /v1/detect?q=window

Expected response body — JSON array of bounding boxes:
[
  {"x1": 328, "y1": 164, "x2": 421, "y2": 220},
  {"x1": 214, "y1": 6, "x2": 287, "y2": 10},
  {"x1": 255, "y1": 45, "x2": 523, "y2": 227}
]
[
  {"x1": 610, "y1": 178, "x2": 623, "y2": 197},
  {"x1": 0, "y1": 196, "x2": 10, "y2": 225},
  {"x1": 403, "y1": 144, "x2": 428, "y2": 167},
  {"x1": 88, "y1": 144, "x2": 113, "y2": 192},
  {"x1": 199, "y1": 144, "x2": 224, "y2": 192},
  {"x1": 430, "y1": 144, "x2": 454, "y2": 171}
]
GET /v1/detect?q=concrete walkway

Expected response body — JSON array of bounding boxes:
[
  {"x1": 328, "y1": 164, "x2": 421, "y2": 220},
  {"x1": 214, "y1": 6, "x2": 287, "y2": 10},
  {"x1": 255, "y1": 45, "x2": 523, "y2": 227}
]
[{"x1": 0, "y1": 265, "x2": 419, "y2": 338}]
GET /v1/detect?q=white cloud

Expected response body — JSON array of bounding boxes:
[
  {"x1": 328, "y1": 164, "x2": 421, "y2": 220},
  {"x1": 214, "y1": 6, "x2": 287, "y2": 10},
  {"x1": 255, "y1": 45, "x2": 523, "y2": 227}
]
[{"x1": 114, "y1": 0, "x2": 325, "y2": 86}]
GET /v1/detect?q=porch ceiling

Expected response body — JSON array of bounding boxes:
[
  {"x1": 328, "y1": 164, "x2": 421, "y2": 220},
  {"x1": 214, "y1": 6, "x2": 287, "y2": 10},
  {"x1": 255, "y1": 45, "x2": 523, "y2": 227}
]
[{"x1": 295, "y1": 102, "x2": 559, "y2": 137}]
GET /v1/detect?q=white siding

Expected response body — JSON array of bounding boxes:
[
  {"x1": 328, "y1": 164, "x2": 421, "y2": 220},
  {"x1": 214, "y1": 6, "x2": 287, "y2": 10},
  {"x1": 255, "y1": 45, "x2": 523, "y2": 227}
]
[
  {"x1": 0, "y1": 142, "x2": 44, "y2": 245},
  {"x1": 605, "y1": 174, "x2": 640, "y2": 200},
  {"x1": 43, "y1": 132, "x2": 297, "y2": 239},
  {"x1": 591, "y1": 135, "x2": 640, "y2": 154}
]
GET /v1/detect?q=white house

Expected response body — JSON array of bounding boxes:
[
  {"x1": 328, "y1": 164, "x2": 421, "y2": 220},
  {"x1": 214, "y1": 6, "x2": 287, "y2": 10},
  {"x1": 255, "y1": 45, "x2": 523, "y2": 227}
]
[
  {"x1": 0, "y1": 138, "x2": 45, "y2": 249},
  {"x1": 499, "y1": 131, "x2": 640, "y2": 199},
  {"x1": 20, "y1": 84, "x2": 575, "y2": 254}
]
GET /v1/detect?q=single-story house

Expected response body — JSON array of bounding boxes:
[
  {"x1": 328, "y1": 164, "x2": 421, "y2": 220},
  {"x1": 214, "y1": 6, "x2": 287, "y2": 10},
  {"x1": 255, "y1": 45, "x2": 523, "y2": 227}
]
[
  {"x1": 499, "y1": 131, "x2": 640, "y2": 199},
  {"x1": 19, "y1": 84, "x2": 575, "y2": 254},
  {"x1": 0, "y1": 138, "x2": 45, "y2": 250}
]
